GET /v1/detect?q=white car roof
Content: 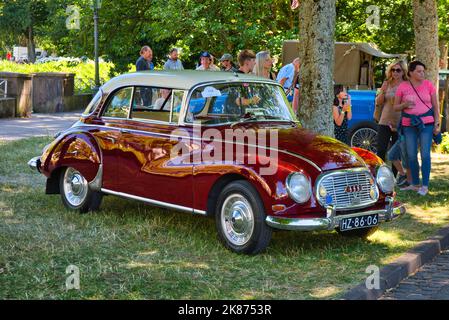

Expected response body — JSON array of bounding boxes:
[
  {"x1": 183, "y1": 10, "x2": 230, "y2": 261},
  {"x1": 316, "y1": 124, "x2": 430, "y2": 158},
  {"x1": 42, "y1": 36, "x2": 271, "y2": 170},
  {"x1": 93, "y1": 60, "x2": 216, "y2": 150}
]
[{"x1": 101, "y1": 70, "x2": 277, "y2": 93}]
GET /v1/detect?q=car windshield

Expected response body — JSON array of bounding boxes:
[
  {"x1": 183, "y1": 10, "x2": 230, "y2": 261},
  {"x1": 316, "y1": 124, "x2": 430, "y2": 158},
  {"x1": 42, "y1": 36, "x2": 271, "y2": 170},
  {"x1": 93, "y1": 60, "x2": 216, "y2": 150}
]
[{"x1": 185, "y1": 82, "x2": 296, "y2": 125}]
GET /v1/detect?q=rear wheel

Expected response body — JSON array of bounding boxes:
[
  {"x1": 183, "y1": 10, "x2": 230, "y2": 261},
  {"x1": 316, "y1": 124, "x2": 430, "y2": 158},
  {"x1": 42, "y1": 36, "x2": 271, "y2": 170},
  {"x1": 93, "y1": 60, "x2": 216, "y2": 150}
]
[
  {"x1": 215, "y1": 181, "x2": 272, "y2": 254},
  {"x1": 350, "y1": 123, "x2": 378, "y2": 153},
  {"x1": 59, "y1": 167, "x2": 103, "y2": 213}
]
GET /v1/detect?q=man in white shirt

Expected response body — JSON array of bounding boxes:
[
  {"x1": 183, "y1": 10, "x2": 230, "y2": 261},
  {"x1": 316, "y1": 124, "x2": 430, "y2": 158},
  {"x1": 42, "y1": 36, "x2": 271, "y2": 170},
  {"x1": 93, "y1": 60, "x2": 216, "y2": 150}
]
[{"x1": 196, "y1": 52, "x2": 220, "y2": 71}]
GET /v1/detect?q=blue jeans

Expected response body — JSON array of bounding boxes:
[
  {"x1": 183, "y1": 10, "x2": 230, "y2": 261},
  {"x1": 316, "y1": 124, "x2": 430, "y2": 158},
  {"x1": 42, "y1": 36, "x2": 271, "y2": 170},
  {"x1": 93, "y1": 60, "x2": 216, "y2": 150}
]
[{"x1": 403, "y1": 124, "x2": 434, "y2": 186}]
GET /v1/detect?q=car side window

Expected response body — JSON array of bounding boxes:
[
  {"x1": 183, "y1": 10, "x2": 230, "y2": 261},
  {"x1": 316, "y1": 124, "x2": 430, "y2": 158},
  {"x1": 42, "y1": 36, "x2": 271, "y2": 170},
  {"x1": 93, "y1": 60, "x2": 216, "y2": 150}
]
[
  {"x1": 103, "y1": 87, "x2": 132, "y2": 118},
  {"x1": 131, "y1": 86, "x2": 183, "y2": 123}
]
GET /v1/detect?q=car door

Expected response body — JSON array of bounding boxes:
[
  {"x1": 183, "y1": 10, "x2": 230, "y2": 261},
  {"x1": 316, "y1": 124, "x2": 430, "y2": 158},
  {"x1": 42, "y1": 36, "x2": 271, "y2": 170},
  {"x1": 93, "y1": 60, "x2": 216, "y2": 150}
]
[
  {"x1": 118, "y1": 86, "x2": 195, "y2": 210},
  {"x1": 91, "y1": 86, "x2": 133, "y2": 191}
]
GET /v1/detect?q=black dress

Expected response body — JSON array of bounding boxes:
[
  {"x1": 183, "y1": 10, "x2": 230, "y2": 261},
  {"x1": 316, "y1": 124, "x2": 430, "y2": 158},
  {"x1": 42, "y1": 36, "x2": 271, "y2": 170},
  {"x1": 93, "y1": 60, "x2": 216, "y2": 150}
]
[{"x1": 334, "y1": 104, "x2": 349, "y2": 144}]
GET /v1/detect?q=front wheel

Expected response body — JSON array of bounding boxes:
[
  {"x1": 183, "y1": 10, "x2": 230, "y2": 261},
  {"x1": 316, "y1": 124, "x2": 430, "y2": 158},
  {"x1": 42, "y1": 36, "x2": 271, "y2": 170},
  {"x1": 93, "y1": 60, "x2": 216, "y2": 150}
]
[
  {"x1": 59, "y1": 167, "x2": 103, "y2": 213},
  {"x1": 215, "y1": 181, "x2": 272, "y2": 255}
]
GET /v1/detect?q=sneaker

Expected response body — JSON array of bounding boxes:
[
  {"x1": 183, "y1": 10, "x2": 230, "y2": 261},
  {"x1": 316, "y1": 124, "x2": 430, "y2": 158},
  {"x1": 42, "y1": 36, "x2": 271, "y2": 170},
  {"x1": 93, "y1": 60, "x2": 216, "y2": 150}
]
[
  {"x1": 417, "y1": 186, "x2": 429, "y2": 196},
  {"x1": 396, "y1": 174, "x2": 407, "y2": 187},
  {"x1": 400, "y1": 184, "x2": 419, "y2": 191}
]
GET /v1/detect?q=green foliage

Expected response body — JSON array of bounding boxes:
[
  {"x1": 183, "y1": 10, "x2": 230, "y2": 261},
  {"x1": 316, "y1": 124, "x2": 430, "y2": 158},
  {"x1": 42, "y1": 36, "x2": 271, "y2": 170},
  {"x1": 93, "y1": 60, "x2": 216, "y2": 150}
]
[
  {"x1": 336, "y1": 0, "x2": 415, "y2": 56},
  {"x1": 0, "y1": 60, "x2": 114, "y2": 93},
  {"x1": 0, "y1": 0, "x2": 50, "y2": 58},
  {"x1": 438, "y1": 0, "x2": 449, "y2": 41},
  {"x1": 1, "y1": 1, "x2": 448, "y2": 76},
  {"x1": 437, "y1": 132, "x2": 449, "y2": 154}
]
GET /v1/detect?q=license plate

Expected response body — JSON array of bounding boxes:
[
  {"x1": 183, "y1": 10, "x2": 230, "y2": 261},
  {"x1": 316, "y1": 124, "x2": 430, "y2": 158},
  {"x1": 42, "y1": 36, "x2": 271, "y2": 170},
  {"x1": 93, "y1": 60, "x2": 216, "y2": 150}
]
[{"x1": 339, "y1": 214, "x2": 379, "y2": 232}]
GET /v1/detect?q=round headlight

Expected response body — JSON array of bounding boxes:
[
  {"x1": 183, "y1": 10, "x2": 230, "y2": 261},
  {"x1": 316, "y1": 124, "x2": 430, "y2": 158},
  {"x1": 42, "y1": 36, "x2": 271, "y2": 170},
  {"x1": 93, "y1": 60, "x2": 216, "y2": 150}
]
[
  {"x1": 286, "y1": 173, "x2": 312, "y2": 204},
  {"x1": 376, "y1": 165, "x2": 395, "y2": 193}
]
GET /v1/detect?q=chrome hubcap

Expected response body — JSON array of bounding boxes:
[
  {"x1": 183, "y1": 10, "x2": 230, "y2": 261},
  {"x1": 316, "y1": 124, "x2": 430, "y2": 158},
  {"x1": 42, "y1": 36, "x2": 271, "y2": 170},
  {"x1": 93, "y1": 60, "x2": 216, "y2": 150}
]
[
  {"x1": 63, "y1": 168, "x2": 88, "y2": 207},
  {"x1": 221, "y1": 194, "x2": 254, "y2": 246},
  {"x1": 351, "y1": 128, "x2": 378, "y2": 153}
]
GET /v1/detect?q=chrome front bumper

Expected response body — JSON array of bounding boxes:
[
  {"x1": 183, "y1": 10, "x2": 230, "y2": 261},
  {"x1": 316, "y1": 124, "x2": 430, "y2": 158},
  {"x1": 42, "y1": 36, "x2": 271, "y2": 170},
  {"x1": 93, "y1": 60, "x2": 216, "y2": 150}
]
[
  {"x1": 28, "y1": 156, "x2": 41, "y2": 173},
  {"x1": 266, "y1": 197, "x2": 406, "y2": 231}
]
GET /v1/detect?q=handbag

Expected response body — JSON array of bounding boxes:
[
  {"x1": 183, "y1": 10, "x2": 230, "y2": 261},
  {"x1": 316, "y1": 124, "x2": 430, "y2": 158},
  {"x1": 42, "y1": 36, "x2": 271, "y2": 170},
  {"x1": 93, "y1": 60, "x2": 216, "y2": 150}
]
[
  {"x1": 373, "y1": 103, "x2": 384, "y2": 123},
  {"x1": 408, "y1": 81, "x2": 442, "y2": 145}
]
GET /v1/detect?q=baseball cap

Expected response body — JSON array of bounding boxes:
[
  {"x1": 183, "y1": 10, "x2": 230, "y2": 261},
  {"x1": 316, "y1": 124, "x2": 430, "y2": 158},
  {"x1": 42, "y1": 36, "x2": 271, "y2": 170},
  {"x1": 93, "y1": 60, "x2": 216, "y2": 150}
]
[
  {"x1": 219, "y1": 53, "x2": 233, "y2": 62},
  {"x1": 200, "y1": 51, "x2": 211, "y2": 58}
]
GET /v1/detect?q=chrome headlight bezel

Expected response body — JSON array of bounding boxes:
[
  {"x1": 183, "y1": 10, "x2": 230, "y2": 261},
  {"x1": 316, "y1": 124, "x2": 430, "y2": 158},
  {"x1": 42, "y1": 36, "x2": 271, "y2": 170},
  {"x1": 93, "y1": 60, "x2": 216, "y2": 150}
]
[
  {"x1": 286, "y1": 172, "x2": 312, "y2": 204},
  {"x1": 376, "y1": 165, "x2": 395, "y2": 193}
]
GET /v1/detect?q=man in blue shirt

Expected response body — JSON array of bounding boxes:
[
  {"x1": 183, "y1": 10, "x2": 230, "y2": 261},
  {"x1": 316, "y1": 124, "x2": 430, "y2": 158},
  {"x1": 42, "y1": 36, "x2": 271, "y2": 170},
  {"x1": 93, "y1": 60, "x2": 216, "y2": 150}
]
[
  {"x1": 164, "y1": 48, "x2": 184, "y2": 70},
  {"x1": 136, "y1": 46, "x2": 154, "y2": 71},
  {"x1": 136, "y1": 46, "x2": 154, "y2": 105}
]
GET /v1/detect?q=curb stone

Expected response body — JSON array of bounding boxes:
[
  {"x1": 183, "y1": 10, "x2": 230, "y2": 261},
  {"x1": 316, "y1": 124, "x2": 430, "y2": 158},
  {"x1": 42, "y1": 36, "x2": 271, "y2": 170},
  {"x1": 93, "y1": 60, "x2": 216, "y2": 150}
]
[{"x1": 342, "y1": 225, "x2": 449, "y2": 300}]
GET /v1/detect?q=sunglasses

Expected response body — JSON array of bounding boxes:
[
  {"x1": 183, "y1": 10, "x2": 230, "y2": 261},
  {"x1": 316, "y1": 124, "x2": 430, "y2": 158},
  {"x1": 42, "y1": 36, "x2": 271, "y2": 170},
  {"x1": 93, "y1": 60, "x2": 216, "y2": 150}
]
[{"x1": 391, "y1": 68, "x2": 403, "y2": 73}]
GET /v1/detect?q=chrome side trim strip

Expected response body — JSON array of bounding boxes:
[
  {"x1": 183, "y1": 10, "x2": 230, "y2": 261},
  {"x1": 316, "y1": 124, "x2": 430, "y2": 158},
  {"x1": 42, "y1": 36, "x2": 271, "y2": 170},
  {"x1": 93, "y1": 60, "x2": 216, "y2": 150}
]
[
  {"x1": 73, "y1": 123, "x2": 322, "y2": 172},
  {"x1": 101, "y1": 188, "x2": 206, "y2": 215}
]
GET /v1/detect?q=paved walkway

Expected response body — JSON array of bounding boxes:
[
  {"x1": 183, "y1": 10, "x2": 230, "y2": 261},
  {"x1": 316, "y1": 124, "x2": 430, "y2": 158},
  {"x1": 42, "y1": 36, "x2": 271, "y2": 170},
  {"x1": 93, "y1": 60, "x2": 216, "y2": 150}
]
[
  {"x1": 380, "y1": 250, "x2": 449, "y2": 300},
  {"x1": 0, "y1": 112, "x2": 81, "y2": 141}
]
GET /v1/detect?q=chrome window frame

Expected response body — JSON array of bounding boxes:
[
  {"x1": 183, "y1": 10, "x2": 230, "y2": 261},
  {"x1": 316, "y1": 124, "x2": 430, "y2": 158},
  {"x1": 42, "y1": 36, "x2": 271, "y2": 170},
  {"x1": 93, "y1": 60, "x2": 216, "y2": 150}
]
[
  {"x1": 127, "y1": 86, "x2": 187, "y2": 125},
  {"x1": 101, "y1": 86, "x2": 134, "y2": 120},
  {"x1": 180, "y1": 80, "x2": 297, "y2": 127},
  {"x1": 98, "y1": 85, "x2": 188, "y2": 126}
]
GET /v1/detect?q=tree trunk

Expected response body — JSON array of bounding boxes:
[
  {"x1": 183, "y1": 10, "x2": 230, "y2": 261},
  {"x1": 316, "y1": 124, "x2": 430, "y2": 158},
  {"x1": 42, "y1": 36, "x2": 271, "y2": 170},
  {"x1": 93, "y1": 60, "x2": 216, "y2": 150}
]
[
  {"x1": 439, "y1": 40, "x2": 449, "y2": 130},
  {"x1": 26, "y1": 26, "x2": 36, "y2": 63},
  {"x1": 412, "y1": 0, "x2": 439, "y2": 89},
  {"x1": 440, "y1": 41, "x2": 448, "y2": 70},
  {"x1": 440, "y1": 40, "x2": 449, "y2": 132},
  {"x1": 297, "y1": 0, "x2": 336, "y2": 137}
]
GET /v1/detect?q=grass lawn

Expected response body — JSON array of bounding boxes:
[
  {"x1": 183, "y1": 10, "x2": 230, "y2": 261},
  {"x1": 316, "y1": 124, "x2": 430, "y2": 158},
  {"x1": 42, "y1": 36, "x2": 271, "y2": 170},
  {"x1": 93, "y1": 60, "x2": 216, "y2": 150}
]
[{"x1": 1, "y1": 137, "x2": 448, "y2": 300}]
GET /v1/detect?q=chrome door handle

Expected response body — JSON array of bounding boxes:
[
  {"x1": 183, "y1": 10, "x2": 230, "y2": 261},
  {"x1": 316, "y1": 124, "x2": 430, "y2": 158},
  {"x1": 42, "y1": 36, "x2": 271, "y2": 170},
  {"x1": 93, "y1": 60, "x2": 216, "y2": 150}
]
[{"x1": 120, "y1": 129, "x2": 131, "y2": 134}]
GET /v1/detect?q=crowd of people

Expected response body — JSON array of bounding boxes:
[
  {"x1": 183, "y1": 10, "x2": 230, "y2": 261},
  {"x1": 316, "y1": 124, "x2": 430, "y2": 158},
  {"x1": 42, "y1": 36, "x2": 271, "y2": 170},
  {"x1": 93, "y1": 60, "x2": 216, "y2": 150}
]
[
  {"x1": 135, "y1": 45, "x2": 300, "y2": 98},
  {"x1": 136, "y1": 46, "x2": 441, "y2": 197},
  {"x1": 331, "y1": 59, "x2": 441, "y2": 196}
]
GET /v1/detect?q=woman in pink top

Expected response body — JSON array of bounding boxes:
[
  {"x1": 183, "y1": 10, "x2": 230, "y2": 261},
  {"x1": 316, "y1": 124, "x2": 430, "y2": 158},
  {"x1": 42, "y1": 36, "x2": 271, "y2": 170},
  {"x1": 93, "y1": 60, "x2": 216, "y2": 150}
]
[{"x1": 394, "y1": 61, "x2": 441, "y2": 196}]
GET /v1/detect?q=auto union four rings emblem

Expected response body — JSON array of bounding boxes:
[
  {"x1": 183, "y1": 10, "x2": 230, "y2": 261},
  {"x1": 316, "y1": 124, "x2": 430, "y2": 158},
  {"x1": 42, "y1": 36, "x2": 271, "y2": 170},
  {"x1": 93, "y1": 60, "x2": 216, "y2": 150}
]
[{"x1": 345, "y1": 185, "x2": 364, "y2": 205}]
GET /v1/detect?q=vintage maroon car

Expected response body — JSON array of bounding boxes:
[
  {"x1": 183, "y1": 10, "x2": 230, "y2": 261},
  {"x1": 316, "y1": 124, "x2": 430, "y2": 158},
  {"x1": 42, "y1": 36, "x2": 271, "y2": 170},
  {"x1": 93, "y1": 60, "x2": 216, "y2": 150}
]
[{"x1": 29, "y1": 71, "x2": 405, "y2": 254}]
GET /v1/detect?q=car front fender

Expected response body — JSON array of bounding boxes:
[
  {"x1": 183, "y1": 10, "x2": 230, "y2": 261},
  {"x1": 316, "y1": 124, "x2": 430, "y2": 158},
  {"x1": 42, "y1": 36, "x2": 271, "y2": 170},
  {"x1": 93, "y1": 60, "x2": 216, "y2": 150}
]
[{"x1": 41, "y1": 130, "x2": 102, "y2": 185}]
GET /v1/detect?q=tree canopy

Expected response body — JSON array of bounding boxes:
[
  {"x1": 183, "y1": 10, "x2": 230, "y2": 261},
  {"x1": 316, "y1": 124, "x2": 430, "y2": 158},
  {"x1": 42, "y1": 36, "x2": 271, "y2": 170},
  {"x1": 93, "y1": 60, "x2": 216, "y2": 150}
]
[{"x1": 1, "y1": 0, "x2": 448, "y2": 73}]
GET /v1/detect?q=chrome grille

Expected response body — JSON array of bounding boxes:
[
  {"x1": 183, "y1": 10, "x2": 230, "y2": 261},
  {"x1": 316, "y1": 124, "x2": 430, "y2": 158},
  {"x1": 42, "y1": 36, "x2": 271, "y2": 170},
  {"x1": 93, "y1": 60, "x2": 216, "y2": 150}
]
[{"x1": 316, "y1": 168, "x2": 378, "y2": 210}]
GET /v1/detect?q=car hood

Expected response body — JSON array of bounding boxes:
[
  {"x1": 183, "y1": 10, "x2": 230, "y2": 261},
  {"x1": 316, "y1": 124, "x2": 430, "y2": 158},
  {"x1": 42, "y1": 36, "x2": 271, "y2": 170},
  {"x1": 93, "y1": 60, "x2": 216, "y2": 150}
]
[{"x1": 253, "y1": 124, "x2": 367, "y2": 171}]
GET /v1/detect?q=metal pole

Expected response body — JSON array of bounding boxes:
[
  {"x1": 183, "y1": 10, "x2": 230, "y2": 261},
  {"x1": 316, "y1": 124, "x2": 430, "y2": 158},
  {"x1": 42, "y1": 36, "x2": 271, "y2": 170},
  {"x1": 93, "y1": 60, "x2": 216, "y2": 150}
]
[{"x1": 94, "y1": 5, "x2": 100, "y2": 91}]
